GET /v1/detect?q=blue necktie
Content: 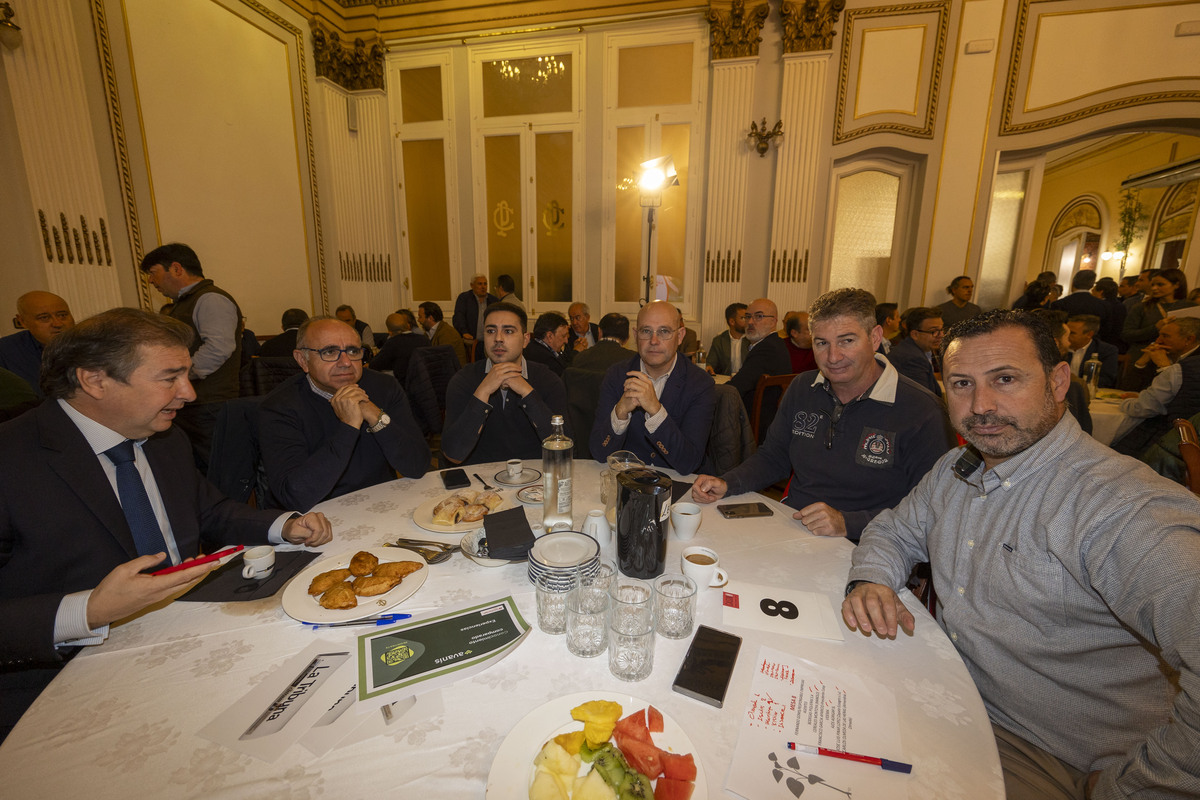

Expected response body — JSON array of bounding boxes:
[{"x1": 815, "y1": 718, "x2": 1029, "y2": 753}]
[{"x1": 103, "y1": 440, "x2": 171, "y2": 566}]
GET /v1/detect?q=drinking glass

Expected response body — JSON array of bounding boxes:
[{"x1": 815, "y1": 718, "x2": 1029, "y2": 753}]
[
  {"x1": 536, "y1": 571, "x2": 576, "y2": 635},
  {"x1": 566, "y1": 574, "x2": 610, "y2": 658},
  {"x1": 654, "y1": 574, "x2": 697, "y2": 639},
  {"x1": 608, "y1": 577, "x2": 654, "y2": 681}
]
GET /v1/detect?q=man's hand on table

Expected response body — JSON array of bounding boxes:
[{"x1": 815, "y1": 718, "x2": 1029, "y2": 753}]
[
  {"x1": 796, "y1": 502, "x2": 847, "y2": 537},
  {"x1": 86, "y1": 555, "x2": 215, "y2": 629},
  {"x1": 283, "y1": 511, "x2": 333, "y2": 546},
  {"x1": 691, "y1": 475, "x2": 727, "y2": 503},
  {"x1": 841, "y1": 582, "x2": 916, "y2": 638}
]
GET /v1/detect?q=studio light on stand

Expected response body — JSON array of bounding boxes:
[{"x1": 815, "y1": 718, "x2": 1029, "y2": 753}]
[{"x1": 636, "y1": 155, "x2": 678, "y2": 305}]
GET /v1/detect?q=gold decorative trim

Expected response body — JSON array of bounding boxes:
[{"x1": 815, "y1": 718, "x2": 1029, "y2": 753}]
[
  {"x1": 833, "y1": 1, "x2": 949, "y2": 145},
  {"x1": 339, "y1": 251, "x2": 394, "y2": 282},
  {"x1": 38, "y1": 208, "x2": 113, "y2": 266},
  {"x1": 1000, "y1": 0, "x2": 1200, "y2": 136},
  {"x1": 770, "y1": 248, "x2": 809, "y2": 283},
  {"x1": 89, "y1": 0, "x2": 151, "y2": 308},
  {"x1": 706, "y1": 1, "x2": 769, "y2": 60},
  {"x1": 38, "y1": 210, "x2": 52, "y2": 261},
  {"x1": 239, "y1": 0, "x2": 328, "y2": 312},
  {"x1": 311, "y1": 19, "x2": 385, "y2": 91},
  {"x1": 780, "y1": 0, "x2": 845, "y2": 54},
  {"x1": 704, "y1": 248, "x2": 742, "y2": 281}
]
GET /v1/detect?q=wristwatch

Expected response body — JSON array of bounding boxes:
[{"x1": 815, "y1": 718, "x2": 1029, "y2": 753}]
[
  {"x1": 367, "y1": 412, "x2": 391, "y2": 434},
  {"x1": 844, "y1": 580, "x2": 871, "y2": 598}
]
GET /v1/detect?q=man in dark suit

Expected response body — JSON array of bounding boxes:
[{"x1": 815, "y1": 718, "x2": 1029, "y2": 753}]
[
  {"x1": 572, "y1": 313, "x2": 635, "y2": 373},
  {"x1": 524, "y1": 311, "x2": 572, "y2": 376},
  {"x1": 1066, "y1": 314, "x2": 1119, "y2": 388},
  {"x1": 259, "y1": 316, "x2": 429, "y2": 511},
  {"x1": 728, "y1": 297, "x2": 792, "y2": 426},
  {"x1": 567, "y1": 302, "x2": 601, "y2": 354},
  {"x1": 257, "y1": 308, "x2": 309, "y2": 358},
  {"x1": 590, "y1": 301, "x2": 716, "y2": 474},
  {"x1": 706, "y1": 302, "x2": 749, "y2": 376},
  {"x1": 369, "y1": 310, "x2": 428, "y2": 383},
  {"x1": 886, "y1": 307, "x2": 944, "y2": 398},
  {"x1": 0, "y1": 291, "x2": 76, "y2": 397},
  {"x1": 452, "y1": 274, "x2": 498, "y2": 360},
  {"x1": 0, "y1": 308, "x2": 332, "y2": 741},
  {"x1": 1052, "y1": 271, "x2": 1111, "y2": 338}
]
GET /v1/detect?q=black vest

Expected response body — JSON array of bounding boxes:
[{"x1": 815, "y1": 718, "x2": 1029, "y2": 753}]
[{"x1": 169, "y1": 279, "x2": 243, "y2": 403}]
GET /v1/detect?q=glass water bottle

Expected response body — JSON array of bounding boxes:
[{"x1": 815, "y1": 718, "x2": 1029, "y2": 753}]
[{"x1": 542, "y1": 415, "x2": 574, "y2": 531}]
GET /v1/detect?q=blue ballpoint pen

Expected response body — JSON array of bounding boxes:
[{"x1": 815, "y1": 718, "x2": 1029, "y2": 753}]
[{"x1": 307, "y1": 614, "x2": 411, "y2": 630}]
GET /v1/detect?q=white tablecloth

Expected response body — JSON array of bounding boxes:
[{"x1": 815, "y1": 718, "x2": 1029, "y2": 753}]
[
  {"x1": 0, "y1": 460, "x2": 1003, "y2": 799},
  {"x1": 1090, "y1": 397, "x2": 1136, "y2": 445}
]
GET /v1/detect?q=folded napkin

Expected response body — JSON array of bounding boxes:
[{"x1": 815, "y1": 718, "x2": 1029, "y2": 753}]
[
  {"x1": 179, "y1": 550, "x2": 320, "y2": 602},
  {"x1": 482, "y1": 507, "x2": 535, "y2": 560}
]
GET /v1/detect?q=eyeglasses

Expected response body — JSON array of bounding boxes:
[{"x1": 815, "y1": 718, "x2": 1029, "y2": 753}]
[
  {"x1": 748, "y1": 313, "x2": 776, "y2": 322},
  {"x1": 636, "y1": 327, "x2": 678, "y2": 341},
  {"x1": 300, "y1": 345, "x2": 365, "y2": 362}
]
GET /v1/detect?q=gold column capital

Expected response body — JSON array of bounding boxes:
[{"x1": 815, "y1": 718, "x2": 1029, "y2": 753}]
[
  {"x1": 779, "y1": 0, "x2": 845, "y2": 54},
  {"x1": 706, "y1": 0, "x2": 770, "y2": 60},
  {"x1": 310, "y1": 19, "x2": 384, "y2": 91}
]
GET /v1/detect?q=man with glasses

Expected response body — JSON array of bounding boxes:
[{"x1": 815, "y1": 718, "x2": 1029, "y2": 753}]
[
  {"x1": 590, "y1": 301, "x2": 716, "y2": 474},
  {"x1": 443, "y1": 303, "x2": 567, "y2": 465},
  {"x1": 887, "y1": 307, "x2": 944, "y2": 398},
  {"x1": 259, "y1": 316, "x2": 429, "y2": 510},
  {"x1": 728, "y1": 298, "x2": 792, "y2": 434},
  {"x1": 694, "y1": 289, "x2": 953, "y2": 541}
]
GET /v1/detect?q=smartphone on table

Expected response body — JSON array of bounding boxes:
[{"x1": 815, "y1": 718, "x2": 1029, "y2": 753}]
[
  {"x1": 440, "y1": 468, "x2": 471, "y2": 491},
  {"x1": 672, "y1": 625, "x2": 743, "y2": 708},
  {"x1": 717, "y1": 502, "x2": 774, "y2": 519}
]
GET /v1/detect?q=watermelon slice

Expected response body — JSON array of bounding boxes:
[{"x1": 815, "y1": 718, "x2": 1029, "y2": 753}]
[
  {"x1": 620, "y1": 738, "x2": 664, "y2": 779},
  {"x1": 647, "y1": 705, "x2": 664, "y2": 733},
  {"x1": 660, "y1": 752, "x2": 697, "y2": 781},
  {"x1": 653, "y1": 777, "x2": 695, "y2": 800},
  {"x1": 614, "y1": 709, "x2": 652, "y2": 744}
]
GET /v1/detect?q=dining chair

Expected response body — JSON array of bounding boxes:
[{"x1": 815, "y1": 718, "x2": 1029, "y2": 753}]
[
  {"x1": 1174, "y1": 418, "x2": 1200, "y2": 495},
  {"x1": 749, "y1": 372, "x2": 798, "y2": 442}
]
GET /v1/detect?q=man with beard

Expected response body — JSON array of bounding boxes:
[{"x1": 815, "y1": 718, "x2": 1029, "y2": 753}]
[
  {"x1": 706, "y1": 302, "x2": 748, "y2": 376},
  {"x1": 442, "y1": 303, "x2": 566, "y2": 465},
  {"x1": 842, "y1": 309, "x2": 1200, "y2": 800}
]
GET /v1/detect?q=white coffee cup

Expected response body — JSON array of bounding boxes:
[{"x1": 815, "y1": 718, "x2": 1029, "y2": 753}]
[
  {"x1": 681, "y1": 546, "x2": 727, "y2": 588},
  {"x1": 506, "y1": 459, "x2": 523, "y2": 479},
  {"x1": 670, "y1": 502, "x2": 702, "y2": 540},
  {"x1": 242, "y1": 545, "x2": 275, "y2": 580}
]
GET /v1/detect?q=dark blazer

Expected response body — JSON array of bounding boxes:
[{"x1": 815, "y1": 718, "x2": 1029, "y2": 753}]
[
  {"x1": 1073, "y1": 339, "x2": 1119, "y2": 388},
  {"x1": 728, "y1": 334, "x2": 792, "y2": 413},
  {"x1": 257, "y1": 328, "x2": 300, "y2": 358},
  {"x1": 1052, "y1": 292, "x2": 1112, "y2": 339},
  {"x1": 259, "y1": 370, "x2": 429, "y2": 510},
  {"x1": 0, "y1": 401, "x2": 278, "y2": 725},
  {"x1": 524, "y1": 339, "x2": 569, "y2": 376},
  {"x1": 369, "y1": 333, "x2": 429, "y2": 383},
  {"x1": 452, "y1": 291, "x2": 498, "y2": 340},
  {"x1": 706, "y1": 330, "x2": 749, "y2": 376},
  {"x1": 590, "y1": 355, "x2": 717, "y2": 475},
  {"x1": 567, "y1": 323, "x2": 601, "y2": 353},
  {"x1": 429, "y1": 322, "x2": 467, "y2": 367},
  {"x1": 887, "y1": 336, "x2": 941, "y2": 397},
  {"x1": 571, "y1": 340, "x2": 637, "y2": 373}
]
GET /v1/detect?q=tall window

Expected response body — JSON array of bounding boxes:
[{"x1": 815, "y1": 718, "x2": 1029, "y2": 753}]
[
  {"x1": 826, "y1": 161, "x2": 915, "y2": 301},
  {"x1": 978, "y1": 170, "x2": 1029, "y2": 310}
]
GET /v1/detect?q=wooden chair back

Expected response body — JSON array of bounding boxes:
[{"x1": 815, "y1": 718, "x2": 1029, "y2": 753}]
[
  {"x1": 750, "y1": 373, "x2": 798, "y2": 441},
  {"x1": 1174, "y1": 418, "x2": 1200, "y2": 495}
]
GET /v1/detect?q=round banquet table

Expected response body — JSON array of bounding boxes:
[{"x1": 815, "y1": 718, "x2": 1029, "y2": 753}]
[{"x1": 0, "y1": 460, "x2": 1003, "y2": 799}]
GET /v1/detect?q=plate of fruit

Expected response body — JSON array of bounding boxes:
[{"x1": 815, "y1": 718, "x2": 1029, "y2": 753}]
[{"x1": 486, "y1": 692, "x2": 703, "y2": 799}]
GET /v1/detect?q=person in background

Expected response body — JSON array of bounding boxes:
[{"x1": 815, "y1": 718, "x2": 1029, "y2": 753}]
[
  {"x1": 334, "y1": 304, "x2": 375, "y2": 357},
  {"x1": 567, "y1": 302, "x2": 600, "y2": 353},
  {"x1": 1124, "y1": 269, "x2": 1157, "y2": 310},
  {"x1": 783, "y1": 312, "x2": 816, "y2": 374},
  {"x1": 258, "y1": 308, "x2": 309, "y2": 358},
  {"x1": 494, "y1": 274, "x2": 525, "y2": 311},
  {"x1": 369, "y1": 309, "x2": 429, "y2": 383},
  {"x1": 572, "y1": 313, "x2": 635, "y2": 373},
  {"x1": 0, "y1": 291, "x2": 75, "y2": 397},
  {"x1": 1113, "y1": 317, "x2": 1200, "y2": 457},
  {"x1": 1065, "y1": 314, "x2": 1118, "y2": 388},
  {"x1": 1031, "y1": 309, "x2": 1092, "y2": 435},
  {"x1": 417, "y1": 301, "x2": 467, "y2": 367},
  {"x1": 886, "y1": 307, "x2": 944, "y2": 399},
  {"x1": 937, "y1": 276, "x2": 982, "y2": 328},
  {"x1": 451, "y1": 274, "x2": 497, "y2": 361},
  {"x1": 1117, "y1": 275, "x2": 1140, "y2": 302},
  {"x1": 525, "y1": 311, "x2": 572, "y2": 376},
  {"x1": 706, "y1": 302, "x2": 749, "y2": 376},
  {"x1": 1051, "y1": 271, "x2": 1111, "y2": 342},
  {"x1": 1013, "y1": 281, "x2": 1053, "y2": 311},
  {"x1": 874, "y1": 302, "x2": 900, "y2": 354},
  {"x1": 727, "y1": 297, "x2": 792, "y2": 422},
  {"x1": 1121, "y1": 267, "x2": 1195, "y2": 391},
  {"x1": 1091, "y1": 276, "x2": 1126, "y2": 348},
  {"x1": 842, "y1": 309, "x2": 1200, "y2": 800}
]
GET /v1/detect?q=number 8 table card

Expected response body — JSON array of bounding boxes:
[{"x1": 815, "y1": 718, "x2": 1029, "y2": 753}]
[{"x1": 721, "y1": 581, "x2": 845, "y2": 641}]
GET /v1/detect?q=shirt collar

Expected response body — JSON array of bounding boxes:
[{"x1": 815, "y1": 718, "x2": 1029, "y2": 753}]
[
  {"x1": 810, "y1": 353, "x2": 899, "y2": 404},
  {"x1": 956, "y1": 410, "x2": 1079, "y2": 491},
  {"x1": 306, "y1": 375, "x2": 334, "y2": 401},
  {"x1": 58, "y1": 398, "x2": 140, "y2": 455},
  {"x1": 1178, "y1": 344, "x2": 1200, "y2": 361},
  {"x1": 484, "y1": 356, "x2": 528, "y2": 379},
  {"x1": 639, "y1": 354, "x2": 677, "y2": 391}
]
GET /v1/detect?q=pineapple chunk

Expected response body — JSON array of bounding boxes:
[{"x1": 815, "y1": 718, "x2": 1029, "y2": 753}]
[
  {"x1": 554, "y1": 730, "x2": 586, "y2": 756},
  {"x1": 534, "y1": 740, "x2": 581, "y2": 778},
  {"x1": 570, "y1": 700, "x2": 623, "y2": 747}
]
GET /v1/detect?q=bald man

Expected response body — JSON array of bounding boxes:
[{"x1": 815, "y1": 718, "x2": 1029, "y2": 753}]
[
  {"x1": 0, "y1": 291, "x2": 75, "y2": 397},
  {"x1": 727, "y1": 297, "x2": 791, "y2": 434}
]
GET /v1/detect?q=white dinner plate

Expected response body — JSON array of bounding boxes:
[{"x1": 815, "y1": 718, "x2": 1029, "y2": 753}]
[
  {"x1": 280, "y1": 546, "x2": 428, "y2": 624},
  {"x1": 531, "y1": 531, "x2": 598, "y2": 567},
  {"x1": 485, "y1": 691, "x2": 707, "y2": 798},
  {"x1": 412, "y1": 493, "x2": 514, "y2": 534},
  {"x1": 494, "y1": 467, "x2": 542, "y2": 487},
  {"x1": 516, "y1": 485, "x2": 543, "y2": 504}
]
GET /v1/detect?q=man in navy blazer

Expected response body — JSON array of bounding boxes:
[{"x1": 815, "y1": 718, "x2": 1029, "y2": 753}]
[
  {"x1": 0, "y1": 308, "x2": 332, "y2": 741},
  {"x1": 590, "y1": 301, "x2": 716, "y2": 475},
  {"x1": 1066, "y1": 314, "x2": 1119, "y2": 388},
  {"x1": 452, "y1": 274, "x2": 498, "y2": 359},
  {"x1": 886, "y1": 307, "x2": 944, "y2": 398}
]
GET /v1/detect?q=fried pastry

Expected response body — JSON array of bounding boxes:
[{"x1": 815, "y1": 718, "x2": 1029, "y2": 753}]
[
  {"x1": 452, "y1": 489, "x2": 478, "y2": 505},
  {"x1": 349, "y1": 550, "x2": 379, "y2": 576},
  {"x1": 352, "y1": 574, "x2": 403, "y2": 596},
  {"x1": 319, "y1": 582, "x2": 357, "y2": 609},
  {"x1": 432, "y1": 497, "x2": 465, "y2": 525},
  {"x1": 477, "y1": 490, "x2": 503, "y2": 511},
  {"x1": 307, "y1": 568, "x2": 352, "y2": 595},
  {"x1": 460, "y1": 503, "x2": 488, "y2": 522},
  {"x1": 374, "y1": 560, "x2": 424, "y2": 579}
]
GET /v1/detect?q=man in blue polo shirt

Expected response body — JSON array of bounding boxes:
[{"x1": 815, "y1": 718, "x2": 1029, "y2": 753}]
[{"x1": 692, "y1": 288, "x2": 954, "y2": 541}]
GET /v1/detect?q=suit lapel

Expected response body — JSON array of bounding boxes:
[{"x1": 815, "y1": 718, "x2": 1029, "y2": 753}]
[{"x1": 37, "y1": 401, "x2": 140, "y2": 559}]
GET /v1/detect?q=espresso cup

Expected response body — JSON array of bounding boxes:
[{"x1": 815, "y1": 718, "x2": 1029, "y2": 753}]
[
  {"x1": 681, "y1": 546, "x2": 727, "y2": 588},
  {"x1": 241, "y1": 545, "x2": 275, "y2": 580},
  {"x1": 506, "y1": 459, "x2": 523, "y2": 479},
  {"x1": 670, "y1": 502, "x2": 702, "y2": 541}
]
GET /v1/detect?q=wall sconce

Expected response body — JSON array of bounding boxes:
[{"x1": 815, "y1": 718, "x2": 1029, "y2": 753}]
[
  {"x1": 748, "y1": 118, "x2": 783, "y2": 157},
  {"x1": 0, "y1": 2, "x2": 21, "y2": 50}
]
